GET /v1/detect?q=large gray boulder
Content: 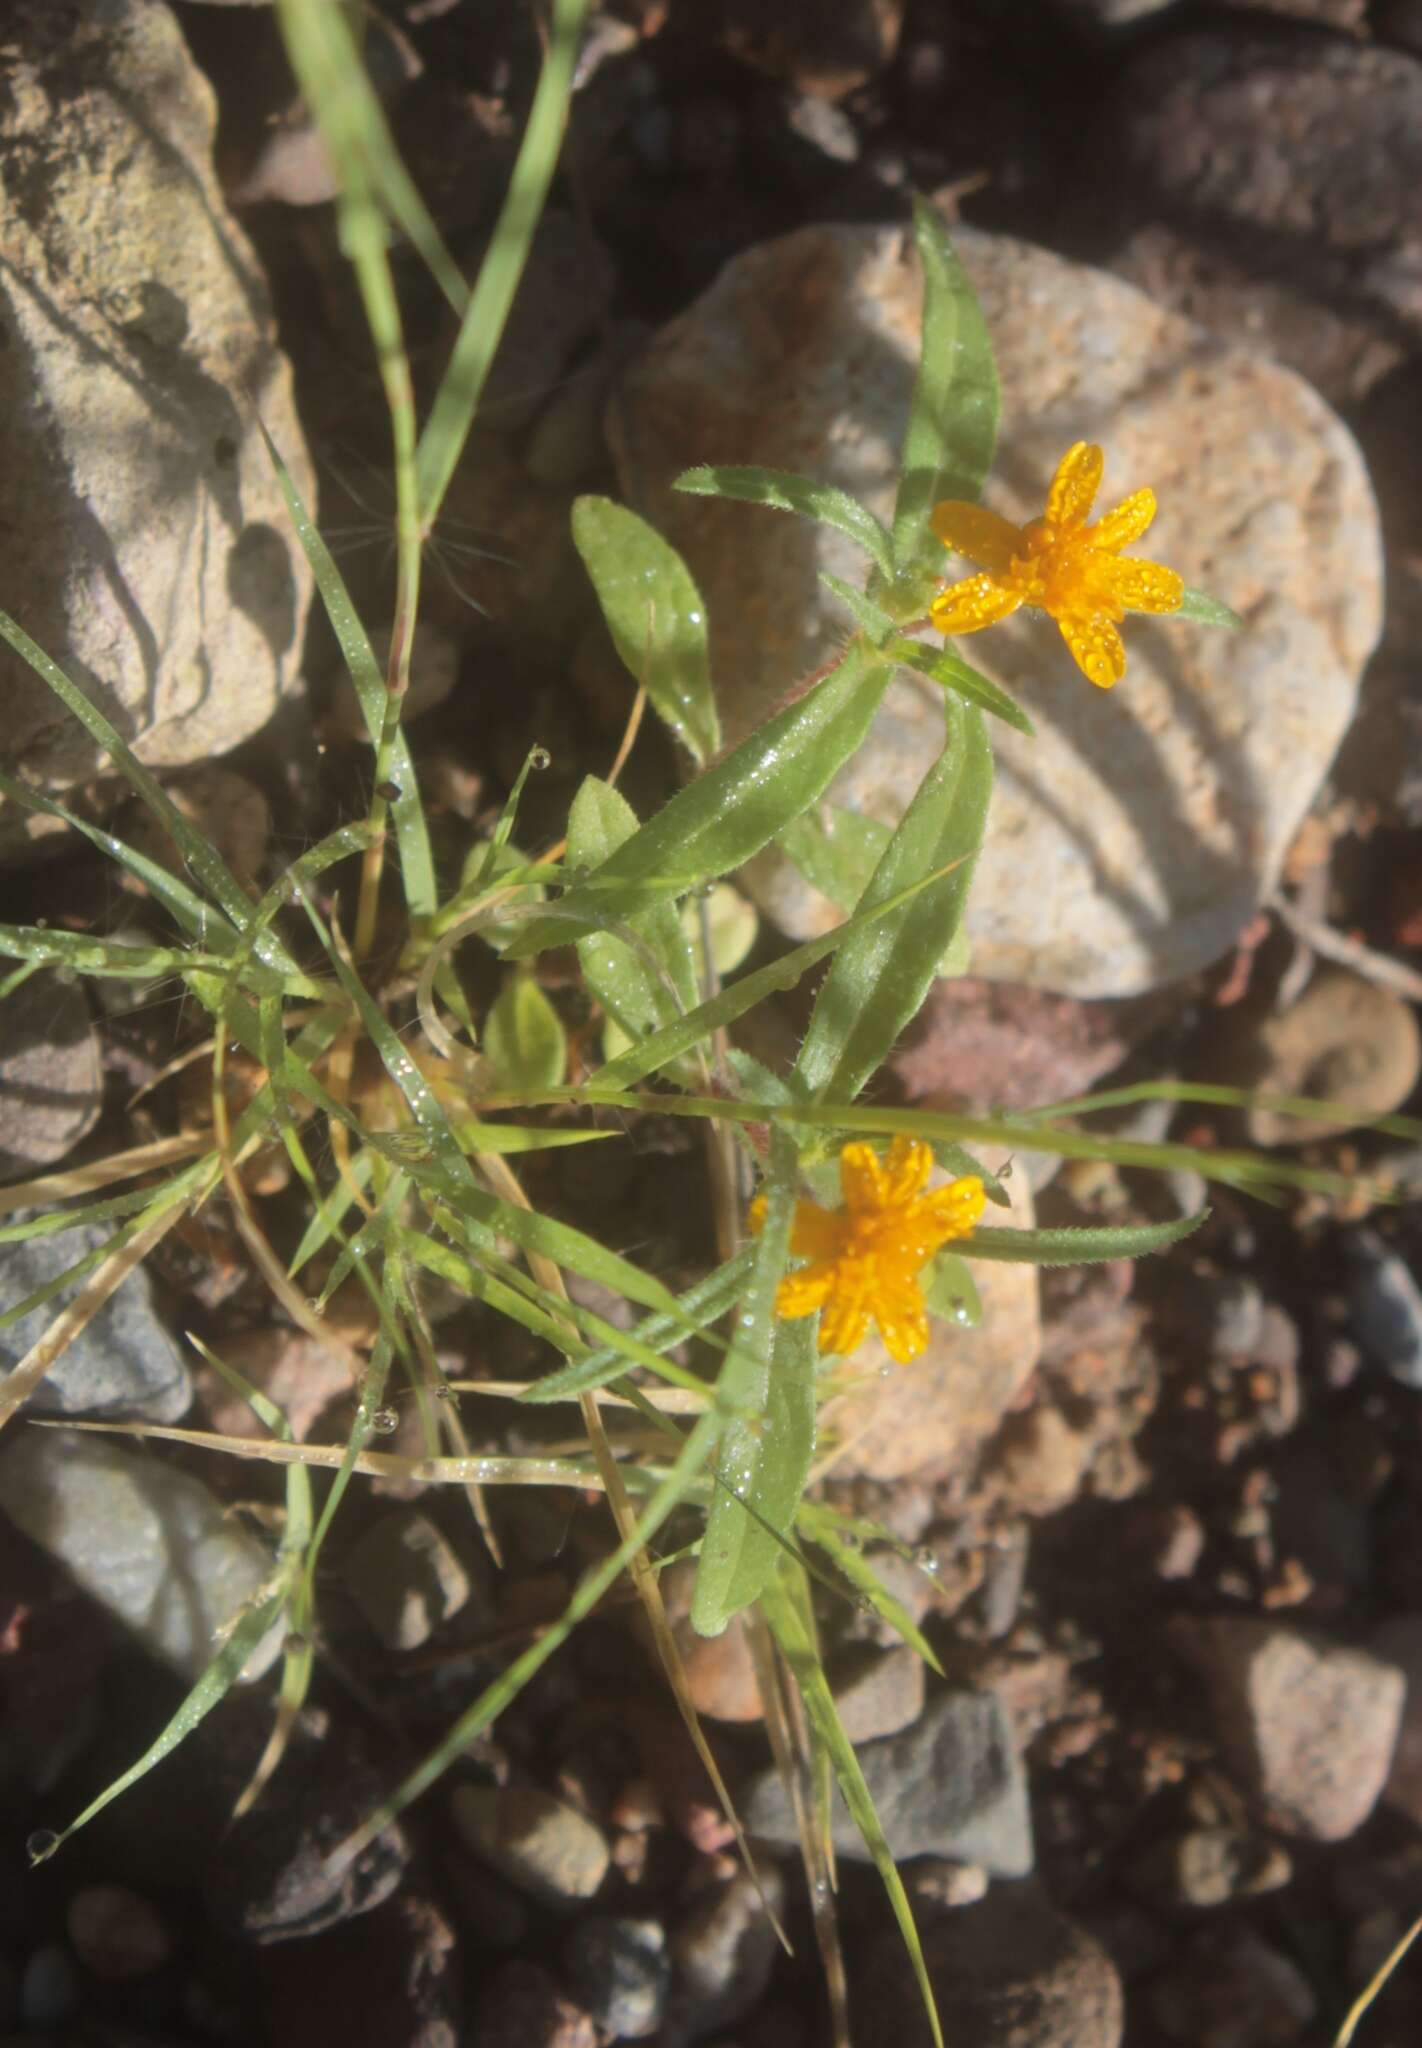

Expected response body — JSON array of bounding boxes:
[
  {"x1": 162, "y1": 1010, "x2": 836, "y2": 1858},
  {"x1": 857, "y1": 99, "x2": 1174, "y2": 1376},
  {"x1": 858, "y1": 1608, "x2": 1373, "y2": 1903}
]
[{"x1": 0, "y1": 0, "x2": 314, "y2": 847}]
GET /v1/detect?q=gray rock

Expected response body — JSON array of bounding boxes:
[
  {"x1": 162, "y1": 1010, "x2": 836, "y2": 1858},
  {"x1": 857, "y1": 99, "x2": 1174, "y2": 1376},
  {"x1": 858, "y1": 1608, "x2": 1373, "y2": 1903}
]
[
  {"x1": 1241, "y1": 971, "x2": 1422, "y2": 1147},
  {"x1": 563, "y1": 1916, "x2": 670, "y2": 2040},
  {"x1": 0, "y1": 0, "x2": 313, "y2": 845},
  {"x1": 1169, "y1": 1616, "x2": 1405, "y2": 1840},
  {"x1": 662, "y1": 1865, "x2": 784, "y2": 2048},
  {"x1": 344, "y1": 1510, "x2": 473, "y2": 1653},
  {"x1": 2, "y1": 1212, "x2": 191, "y2": 1423},
  {"x1": 0, "y1": 974, "x2": 101, "y2": 1179},
  {"x1": 616, "y1": 220, "x2": 1381, "y2": 997},
  {"x1": 452, "y1": 1779, "x2": 610, "y2": 1909},
  {"x1": 66, "y1": 1883, "x2": 174, "y2": 1980},
  {"x1": 0, "y1": 1427, "x2": 282, "y2": 1681},
  {"x1": 742, "y1": 1689, "x2": 1033, "y2": 1874},
  {"x1": 831, "y1": 1644, "x2": 927, "y2": 1743},
  {"x1": 18, "y1": 1943, "x2": 81, "y2": 2033},
  {"x1": 854, "y1": 1883, "x2": 1123, "y2": 2048},
  {"x1": 1346, "y1": 1229, "x2": 1422, "y2": 1388}
]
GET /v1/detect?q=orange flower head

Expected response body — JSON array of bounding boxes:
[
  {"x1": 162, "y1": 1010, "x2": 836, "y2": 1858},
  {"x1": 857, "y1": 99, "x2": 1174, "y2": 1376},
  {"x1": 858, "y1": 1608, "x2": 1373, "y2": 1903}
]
[
  {"x1": 750, "y1": 1137, "x2": 985, "y2": 1366},
  {"x1": 929, "y1": 441, "x2": 1183, "y2": 689}
]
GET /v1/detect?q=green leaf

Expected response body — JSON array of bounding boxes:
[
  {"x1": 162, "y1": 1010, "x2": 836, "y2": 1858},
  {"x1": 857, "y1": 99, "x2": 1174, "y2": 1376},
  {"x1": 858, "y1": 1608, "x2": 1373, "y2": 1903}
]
[
  {"x1": 922, "y1": 1249, "x2": 983, "y2": 1325},
  {"x1": 818, "y1": 572, "x2": 898, "y2": 645},
  {"x1": 796, "y1": 1502, "x2": 944, "y2": 1673},
  {"x1": 676, "y1": 466, "x2": 894, "y2": 581},
  {"x1": 890, "y1": 196, "x2": 999, "y2": 580},
  {"x1": 572, "y1": 499, "x2": 720, "y2": 767},
  {"x1": 505, "y1": 639, "x2": 894, "y2": 951},
  {"x1": 519, "y1": 1246, "x2": 758, "y2": 1404},
  {"x1": 691, "y1": 1131, "x2": 814, "y2": 1636},
  {"x1": 890, "y1": 639, "x2": 1034, "y2": 737},
  {"x1": 481, "y1": 972, "x2": 567, "y2": 1093},
  {"x1": 964, "y1": 1210, "x2": 1209, "y2": 1265},
  {"x1": 795, "y1": 694, "x2": 992, "y2": 1102},
  {"x1": 1176, "y1": 586, "x2": 1244, "y2": 630},
  {"x1": 567, "y1": 777, "x2": 697, "y2": 1040},
  {"x1": 779, "y1": 807, "x2": 890, "y2": 913}
]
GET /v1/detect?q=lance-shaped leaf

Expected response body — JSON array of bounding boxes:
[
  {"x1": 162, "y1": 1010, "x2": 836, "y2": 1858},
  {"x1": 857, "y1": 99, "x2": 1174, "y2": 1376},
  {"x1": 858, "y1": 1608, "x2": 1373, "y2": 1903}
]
[
  {"x1": 572, "y1": 498, "x2": 720, "y2": 766},
  {"x1": 676, "y1": 465, "x2": 895, "y2": 581},
  {"x1": 891, "y1": 196, "x2": 999, "y2": 580},
  {"x1": 795, "y1": 694, "x2": 992, "y2": 1102},
  {"x1": 567, "y1": 777, "x2": 696, "y2": 1042}
]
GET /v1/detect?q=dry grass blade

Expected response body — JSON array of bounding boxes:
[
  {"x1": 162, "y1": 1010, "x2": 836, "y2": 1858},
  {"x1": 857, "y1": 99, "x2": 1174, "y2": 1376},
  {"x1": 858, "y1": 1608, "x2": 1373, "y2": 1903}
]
[
  {"x1": 1333, "y1": 1908, "x2": 1422, "y2": 2046},
  {"x1": 0, "y1": 1133, "x2": 210, "y2": 1219}
]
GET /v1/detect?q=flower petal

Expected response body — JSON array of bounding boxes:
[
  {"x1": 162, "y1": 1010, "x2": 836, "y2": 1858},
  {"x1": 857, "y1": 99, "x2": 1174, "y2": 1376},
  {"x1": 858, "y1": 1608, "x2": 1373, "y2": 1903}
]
[
  {"x1": 870, "y1": 1281, "x2": 929, "y2": 1366},
  {"x1": 930, "y1": 573, "x2": 1023, "y2": 637},
  {"x1": 1103, "y1": 556, "x2": 1184, "y2": 615},
  {"x1": 789, "y1": 1200, "x2": 851, "y2": 1263},
  {"x1": 839, "y1": 1141, "x2": 887, "y2": 1216},
  {"x1": 819, "y1": 1267, "x2": 873, "y2": 1356},
  {"x1": 930, "y1": 500, "x2": 1022, "y2": 575},
  {"x1": 1086, "y1": 486, "x2": 1156, "y2": 553},
  {"x1": 1045, "y1": 441, "x2": 1103, "y2": 531},
  {"x1": 1058, "y1": 610, "x2": 1127, "y2": 690},
  {"x1": 883, "y1": 1135, "x2": 933, "y2": 1207},
  {"x1": 916, "y1": 1175, "x2": 987, "y2": 1248},
  {"x1": 777, "y1": 1264, "x2": 836, "y2": 1318}
]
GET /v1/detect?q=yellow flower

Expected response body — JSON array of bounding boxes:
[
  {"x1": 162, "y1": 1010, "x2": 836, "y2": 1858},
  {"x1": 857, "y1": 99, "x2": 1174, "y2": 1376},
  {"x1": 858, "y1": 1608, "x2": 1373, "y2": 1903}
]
[
  {"x1": 750, "y1": 1137, "x2": 985, "y2": 1366},
  {"x1": 930, "y1": 440, "x2": 1183, "y2": 689}
]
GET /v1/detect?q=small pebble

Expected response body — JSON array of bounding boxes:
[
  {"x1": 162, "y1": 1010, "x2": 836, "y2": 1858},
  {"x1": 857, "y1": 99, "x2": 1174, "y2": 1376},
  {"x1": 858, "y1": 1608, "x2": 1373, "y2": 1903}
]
[
  {"x1": 453, "y1": 1780, "x2": 611, "y2": 1908},
  {"x1": 66, "y1": 1883, "x2": 174, "y2": 1980},
  {"x1": 563, "y1": 1915, "x2": 670, "y2": 2040},
  {"x1": 1346, "y1": 1229, "x2": 1422, "y2": 1388},
  {"x1": 19, "y1": 1942, "x2": 82, "y2": 2031}
]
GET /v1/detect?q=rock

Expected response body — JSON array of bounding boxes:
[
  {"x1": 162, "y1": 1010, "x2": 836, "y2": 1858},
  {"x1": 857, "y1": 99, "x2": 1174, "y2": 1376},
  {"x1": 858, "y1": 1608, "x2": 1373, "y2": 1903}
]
[
  {"x1": 1236, "y1": 971, "x2": 1422, "y2": 1146},
  {"x1": 476, "y1": 1959, "x2": 596, "y2": 2048},
  {"x1": 819, "y1": 1149, "x2": 1040, "y2": 1480},
  {"x1": 119, "y1": 765, "x2": 273, "y2": 896},
  {"x1": 193, "y1": 1325, "x2": 354, "y2": 1441},
  {"x1": 66, "y1": 1884, "x2": 174, "y2": 1980},
  {"x1": 889, "y1": 980, "x2": 1136, "y2": 1114},
  {"x1": 1127, "y1": 1825, "x2": 1292, "y2": 1911},
  {"x1": 327, "y1": 621, "x2": 462, "y2": 741},
  {"x1": 205, "y1": 1724, "x2": 409, "y2": 1942},
  {"x1": 615, "y1": 220, "x2": 1381, "y2": 997},
  {"x1": 17, "y1": 1943, "x2": 82, "y2": 2033},
  {"x1": 1117, "y1": 32, "x2": 1422, "y2": 348},
  {"x1": 1148, "y1": 1924, "x2": 1316, "y2": 2046},
  {"x1": 344, "y1": 1511, "x2": 473, "y2": 1654},
  {"x1": 0, "y1": 1427, "x2": 282, "y2": 1681},
  {"x1": 904, "y1": 1857, "x2": 990, "y2": 1910},
  {"x1": 989, "y1": 1403, "x2": 1095, "y2": 1518},
  {"x1": 0, "y1": 0, "x2": 313, "y2": 844},
  {"x1": 742, "y1": 1688, "x2": 1032, "y2": 1874},
  {"x1": 0, "y1": 973, "x2": 102, "y2": 1179},
  {"x1": 452, "y1": 1779, "x2": 611, "y2": 1909},
  {"x1": 687, "y1": 0, "x2": 904, "y2": 98},
  {"x1": 257, "y1": 1894, "x2": 459, "y2": 2048},
  {"x1": 562, "y1": 1916, "x2": 670, "y2": 2040},
  {"x1": 1112, "y1": 224, "x2": 1403, "y2": 409},
  {"x1": 1346, "y1": 1228, "x2": 1422, "y2": 1388},
  {"x1": 1053, "y1": 0, "x2": 1177, "y2": 23},
  {"x1": 481, "y1": 212, "x2": 615, "y2": 436},
  {"x1": 662, "y1": 1864, "x2": 784, "y2": 2048},
  {"x1": 1169, "y1": 1616, "x2": 1405, "y2": 1839},
  {"x1": 1371, "y1": 1614, "x2": 1422, "y2": 1826},
  {"x1": 660, "y1": 1558, "x2": 763, "y2": 1721},
  {"x1": 853, "y1": 1883, "x2": 1124, "y2": 2048},
  {"x1": 831, "y1": 1644, "x2": 927, "y2": 1742},
  {"x1": 1, "y1": 1211, "x2": 192, "y2": 1423}
]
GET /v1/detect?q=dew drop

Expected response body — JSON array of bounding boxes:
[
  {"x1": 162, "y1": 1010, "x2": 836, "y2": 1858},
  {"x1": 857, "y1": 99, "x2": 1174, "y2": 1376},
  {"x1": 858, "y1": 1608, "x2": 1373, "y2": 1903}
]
[
  {"x1": 370, "y1": 1406, "x2": 400, "y2": 1435},
  {"x1": 914, "y1": 1546, "x2": 941, "y2": 1576},
  {"x1": 529, "y1": 746, "x2": 552, "y2": 771},
  {"x1": 375, "y1": 780, "x2": 402, "y2": 802},
  {"x1": 692, "y1": 879, "x2": 716, "y2": 899},
  {"x1": 951, "y1": 1301, "x2": 972, "y2": 1326},
  {"x1": 285, "y1": 1631, "x2": 310, "y2": 1656},
  {"x1": 435, "y1": 1382, "x2": 459, "y2": 1403},
  {"x1": 27, "y1": 1829, "x2": 59, "y2": 1866}
]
